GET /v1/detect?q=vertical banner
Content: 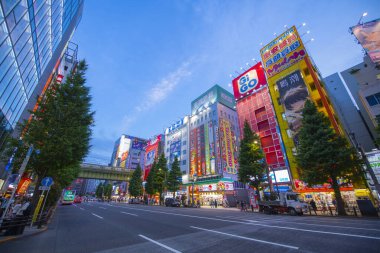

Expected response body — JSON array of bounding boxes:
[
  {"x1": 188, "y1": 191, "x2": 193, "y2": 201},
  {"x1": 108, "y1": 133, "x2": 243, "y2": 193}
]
[
  {"x1": 190, "y1": 128, "x2": 197, "y2": 176},
  {"x1": 208, "y1": 121, "x2": 216, "y2": 174},
  {"x1": 204, "y1": 123, "x2": 211, "y2": 175},
  {"x1": 32, "y1": 194, "x2": 45, "y2": 222}
]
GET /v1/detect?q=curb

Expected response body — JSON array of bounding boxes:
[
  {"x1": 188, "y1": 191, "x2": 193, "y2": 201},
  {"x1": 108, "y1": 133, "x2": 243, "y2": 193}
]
[{"x1": 0, "y1": 226, "x2": 48, "y2": 244}]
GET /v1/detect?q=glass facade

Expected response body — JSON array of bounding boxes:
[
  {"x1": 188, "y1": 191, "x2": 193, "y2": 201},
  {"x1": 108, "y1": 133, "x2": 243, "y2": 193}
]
[{"x1": 0, "y1": 0, "x2": 83, "y2": 148}]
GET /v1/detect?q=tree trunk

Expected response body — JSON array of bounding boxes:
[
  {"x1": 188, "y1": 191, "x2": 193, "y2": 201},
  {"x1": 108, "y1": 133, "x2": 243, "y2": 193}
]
[{"x1": 331, "y1": 177, "x2": 347, "y2": 216}]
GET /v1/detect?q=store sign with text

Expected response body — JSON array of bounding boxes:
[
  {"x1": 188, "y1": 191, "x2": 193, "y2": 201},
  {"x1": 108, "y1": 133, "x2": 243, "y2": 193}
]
[
  {"x1": 232, "y1": 62, "x2": 267, "y2": 100},
  {"x1": 260, "y1": 26, "x2": 307, "y2": 78}
]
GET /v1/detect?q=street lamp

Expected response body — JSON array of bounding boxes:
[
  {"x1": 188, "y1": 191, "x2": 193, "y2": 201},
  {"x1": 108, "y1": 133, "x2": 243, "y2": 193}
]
[
  {"x1": 358, "y1": 12, "x2": 368, "y2": 24},
  {"x1": 191, "y1": 173, "x2": 197, "y2": 207}
]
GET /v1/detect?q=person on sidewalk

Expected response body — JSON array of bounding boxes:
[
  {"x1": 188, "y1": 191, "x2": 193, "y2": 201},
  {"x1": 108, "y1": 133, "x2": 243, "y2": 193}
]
[
  {"x1": 240, "y1": 201, "x2": 244, "y2": 212},
  {"x1": 214, "y1": 199, "x2": 218, "y2": 208},
  {"x1": 310, "y1": 199, "x2": 317, "y2": 215}
]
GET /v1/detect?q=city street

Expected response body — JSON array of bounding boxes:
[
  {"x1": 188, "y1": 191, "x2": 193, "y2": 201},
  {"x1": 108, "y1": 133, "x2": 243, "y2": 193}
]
[{"x1": 0, "y1": 202, "x2": 379, "y2": 253}]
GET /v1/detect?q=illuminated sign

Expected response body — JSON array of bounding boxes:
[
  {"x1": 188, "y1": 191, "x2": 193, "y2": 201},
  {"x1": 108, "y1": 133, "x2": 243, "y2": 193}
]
[
  {"x1": 232, "y1": 62, "x2": 267, "y2": 100},
  {"x1": 260, "y1": 26, "x2": 306, "y2": 78},
  {"x1": 351, "y1": 19, "x2": 380, "y2": 64},
  {"x1": 269, "y1": 169, "x2": 290, "y2": 183}
]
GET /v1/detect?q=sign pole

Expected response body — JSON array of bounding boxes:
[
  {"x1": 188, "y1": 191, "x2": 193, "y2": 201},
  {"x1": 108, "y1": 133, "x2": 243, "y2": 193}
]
[
  {"x1": 38, "y1": 188, "x2": 50, "y2": 222},
  {"x1": 31, "y1": 190, "x2": 45, "y2": 227}
]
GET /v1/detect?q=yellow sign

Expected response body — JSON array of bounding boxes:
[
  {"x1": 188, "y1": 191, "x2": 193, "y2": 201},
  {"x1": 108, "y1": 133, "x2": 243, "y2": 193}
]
[
  {"x1": 32, "y1": 194, "x2": 45, "y2": 222},
  {"x1": 260, "y1": 26, "x2": 307, "y2": 78},
  {"x1": 354, "y1": 189, "x2": 370, "y2": 197}
]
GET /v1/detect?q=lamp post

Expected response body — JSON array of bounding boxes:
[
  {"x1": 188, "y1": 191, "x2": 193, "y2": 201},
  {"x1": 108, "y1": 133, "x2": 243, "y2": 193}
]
[
  {"x1": 191, "y1": 174, "x2": 197, "y2": 207},
  {"x1": 358, "y1": 12, "x2": 368, "y2": 24}
]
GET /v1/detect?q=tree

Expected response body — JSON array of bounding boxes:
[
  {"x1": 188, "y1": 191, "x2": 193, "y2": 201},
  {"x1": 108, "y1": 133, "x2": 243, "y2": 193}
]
[
  {"x1": 1, "y1": 60, "x2": 94, "y2": 209},
  {"x1": 154, "y1": 154, "x2": 168, "y2": 205},
  {"x1": 296, "y1": 100, "x2": 363, "y2": 216},
  {"x1": 95, "y1": 183, "x2": 104, "y2": 199},
  {"x1": 128, "y1": 164, "x2": 143, "y2": 198},
  {"x1": 145, "y1": 160, "x2": 157, "y2": 197},
  {"x1": 104, "y1": 183, "x2": 113, "y2": 200},
  {"x1": 238, "y1": 120, "x2": 266, "y2": 200},
  {"x1": 167, "y1": 156, "x2": 182, "y2": 198}
]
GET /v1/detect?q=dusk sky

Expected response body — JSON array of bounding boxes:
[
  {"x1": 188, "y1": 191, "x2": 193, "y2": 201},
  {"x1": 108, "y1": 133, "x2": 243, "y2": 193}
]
[{"x1": 72, "y1": 0, "x2": 380, "y2": 165}]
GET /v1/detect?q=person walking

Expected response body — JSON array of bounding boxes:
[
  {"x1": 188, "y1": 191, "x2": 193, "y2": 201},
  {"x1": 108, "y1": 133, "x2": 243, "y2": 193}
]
[
  {"x1": 214, "y1": 199, "x2": 218, "y2": 208},
  {"x1": 310, "y1": 199, "x2": 317, "y2": 215},
  {"x1": 240, "y1": 201, "x2": 244, "y2": 212}
]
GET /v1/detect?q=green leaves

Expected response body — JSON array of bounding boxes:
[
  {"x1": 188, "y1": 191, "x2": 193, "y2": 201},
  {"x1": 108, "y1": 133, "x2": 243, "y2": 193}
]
[
  {"x1": 238, "y1": 120, "x2": 266, "y2": 192},
  {"x1": 128, "y1": 164, "x2": 143, "y2": 197},
  {"x1": 167, "y1": 156, "x2": 182, "y2": 194}
]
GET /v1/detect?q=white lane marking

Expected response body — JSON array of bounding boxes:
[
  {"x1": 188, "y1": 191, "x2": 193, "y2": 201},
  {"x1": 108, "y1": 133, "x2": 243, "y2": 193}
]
[
  {"x1": 79, "y1": 208, "x2": 85, "y2": 211},
  {"x1": 121, "y1": 211, "x2": 138, "y2": 216},
  {"x1": 99, "y1": 207, "x2": 107, "y2": 210},
  {"x1": 92, "y1": 213, "x2": 104, "y2": 219},
  {"x1": 246, "y1": 219, "x2": 380, "y2": 232},
  {"x1": 139, "y1": 234, "x2": 182, "y2": 253},
  {"x1": 191, "y1": 226, "x2": 299, "y2": 250},
  {"x1": 110, "y1": 205, "x2": 380, "y2": 240}
]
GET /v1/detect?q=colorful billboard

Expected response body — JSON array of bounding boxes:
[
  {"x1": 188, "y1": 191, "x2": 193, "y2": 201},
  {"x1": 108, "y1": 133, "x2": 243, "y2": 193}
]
[
  {"x1": 232, "y1": 62, "x2": 267, "y2": 100},
  {"x1": 351, "y1": 19, "x2": 380, "y2": 64},
  {"x1": 144, "y1": 135, "x2": 162, "y2": 179},
  {"x1": 260, "y1": 26, "x2": 306, "y2": 78},
  {"x1": 276, "y1": 70, "x2": 309, "y2": 146},
  {"x1": 219, "y1": 118, "x2": 238, "y2": 176}
]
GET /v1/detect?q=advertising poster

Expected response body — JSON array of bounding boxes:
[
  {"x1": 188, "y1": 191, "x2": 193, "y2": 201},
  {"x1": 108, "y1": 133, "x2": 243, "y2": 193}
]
[
  {"x1": 190, "y1": 128, "x2": 197, "y2": 176},
  {"x1": 260, "y1": 26, "x2": 306, "y2": 78},
  {"x1": 276, "y1": 70, "x2": 309, "y2": 146},
  {"x1": 131, "y1": 138, "x2": 147, "y2": 150},
  {"x1": 219, "y1": 119, "x2": 237, "y2": 175},
  {"x1": 232, "y1": 62, "x2": 267, "y2": 100},
  {"x1": 366, "y1": 150, "x2": 380, "y2": 182},
  {"x1": 351, "y1": 19, "x2": 380, "y2": 64},
  {"x1": 16, "y1": 177, "x2": 32, "y2": 195},
  {"x1": 204, "y1": 123, "x2": 211, "y2": 174},
  {"x1": 144, "y1": 135, "x2": 161, "y2": 179},
  {"x1": 208, "y1": 121, "x2": 216, "y2": 174},
  {"x1": 170, "y1": 141, "x2": 181, "y2": 162}
]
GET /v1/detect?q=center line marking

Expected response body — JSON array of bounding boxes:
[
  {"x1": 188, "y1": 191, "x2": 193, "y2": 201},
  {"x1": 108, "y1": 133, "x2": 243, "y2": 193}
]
[
  {"x1": 92, "y1": 213, "x2": 103, "y2": 219},
  {"x1": 121, "y1": 211, "x2": 138, "y2": 216},
  {"x1": 139, "y1": 234, "x2": 182, "y2": 253},
  {"x1": 191, "y1": 226, "x2": 299, "y2": 250},
  {"x1": 110, "y1": 206, "x2": 380, "y2": 240}
]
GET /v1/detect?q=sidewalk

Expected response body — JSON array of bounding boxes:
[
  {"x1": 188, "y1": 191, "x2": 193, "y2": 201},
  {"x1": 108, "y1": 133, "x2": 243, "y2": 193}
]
[
  {"x1": 0, "y1": 226, "x2": 47, "y2": 244},
  {"x1": 200, "y1": 206, "x2": 241, "y2": 211}
]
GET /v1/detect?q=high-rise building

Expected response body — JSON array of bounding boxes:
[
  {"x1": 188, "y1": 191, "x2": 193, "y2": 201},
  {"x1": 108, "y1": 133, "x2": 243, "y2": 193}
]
[
  {"x1": 0, "y1": 0, "x2": 84, "y2": 149},
  {"x1": 259, "y1": 26, "x2": 362, "y2": 207},
  {"x1": 109, "y1": 134, "x2": 147, "y2": 170},
  {"x1": 324, "y1": 72, "x2": 376, "y2": 152},
  {"x1": 232, "y1": 62, "x2": 292, "y2": 192},
  {"x1": 340, "y1": 55, "x2": 380, "y2": 142},
  {"x1": 164, "y1": 116, "x2": 190, "y2": 174},
  {"x1": 186, "y1": 84, "x2": 240, "y2": 206}
]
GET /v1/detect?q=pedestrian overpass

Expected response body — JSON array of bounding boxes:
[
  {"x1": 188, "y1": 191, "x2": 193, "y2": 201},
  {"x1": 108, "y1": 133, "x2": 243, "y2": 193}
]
[{"x1": 78, "y1": 163, "x2": 134, "y2": 181}]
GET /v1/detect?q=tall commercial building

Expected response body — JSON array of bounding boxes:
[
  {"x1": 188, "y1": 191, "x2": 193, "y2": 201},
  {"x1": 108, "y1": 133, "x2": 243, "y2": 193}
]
[
  {"x1": 324, "y1": 72, "x2": 376, "y2": 152},
  {"x1": 185, "y1": 85, "x2": 240, "y2": 206},
  {"x1": 232, "y1": 62, "x2": 292, "y2": 192},
  {"x1": 0, "y1": 0, "x2": 84, "y2": 149},
  {"x1": 109, "y1": 134, "x2": 147, "y2": 170},
  {"x1": 164, "y1": 116, "x2": 190, "y2": 174},
  {"x1": 259, "y1": 26, "x2": 360, "y2": 208},
  {"x1": 340, "y1": 55, "x2": 380, "y2": 143}
]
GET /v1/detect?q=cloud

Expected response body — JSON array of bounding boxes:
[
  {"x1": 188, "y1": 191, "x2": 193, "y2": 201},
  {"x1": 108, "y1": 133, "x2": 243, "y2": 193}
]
[{"x1": 135, "y1": 61, "x2": 192, "y2": 112}]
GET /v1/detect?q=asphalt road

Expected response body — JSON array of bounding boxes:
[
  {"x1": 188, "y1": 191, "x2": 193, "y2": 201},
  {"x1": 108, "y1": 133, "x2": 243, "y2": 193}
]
[{"x1": 1, "y1": 201, "x2": 380, "y2": 253}]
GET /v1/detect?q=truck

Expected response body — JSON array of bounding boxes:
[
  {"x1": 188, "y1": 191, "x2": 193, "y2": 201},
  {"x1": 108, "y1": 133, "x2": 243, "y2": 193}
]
[
  {"x1": 258, "y1": 192, "x2": 308, "y2": 216},
  {"x1": 61, "y1": 189, "x2": 76, "y2": 205}
]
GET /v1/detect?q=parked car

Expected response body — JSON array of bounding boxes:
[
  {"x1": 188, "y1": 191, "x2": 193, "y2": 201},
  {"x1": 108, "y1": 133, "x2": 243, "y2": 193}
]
[
  {"x1": 74, "y1": 196, "x2": 82, "y2": 204},
  {"x1": 165, "y1": 198, "x2": 180, "y2": 207},
  {"x1": 129, "y1": 198, "x2": 142, "y2": 204}
]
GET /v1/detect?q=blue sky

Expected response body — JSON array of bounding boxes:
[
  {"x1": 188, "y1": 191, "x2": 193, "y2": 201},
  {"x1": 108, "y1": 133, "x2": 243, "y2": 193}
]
[{"x1": 72, "y1": 0, "x2": 380, "y2": 164}]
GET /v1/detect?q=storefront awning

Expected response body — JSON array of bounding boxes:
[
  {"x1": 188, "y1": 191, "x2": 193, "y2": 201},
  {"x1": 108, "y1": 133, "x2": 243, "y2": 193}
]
[{"x1": 182, "y1": 177, "x2": 234, "y2": 186}]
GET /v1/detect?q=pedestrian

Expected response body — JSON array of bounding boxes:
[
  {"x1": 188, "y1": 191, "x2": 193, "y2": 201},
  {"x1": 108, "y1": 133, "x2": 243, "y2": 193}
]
[
  {"x1": 214, "y1": 199, "x2": 218, "y2": 208},
  {"x1": 240, "y1": 201, "x2": 244, "y2": 212},
  {"x1": 210, "y1": 199, "x2": 213, "y2": 208},
  {"x1": 310, "y1": 199, "x2": 317, "y2": 215}
]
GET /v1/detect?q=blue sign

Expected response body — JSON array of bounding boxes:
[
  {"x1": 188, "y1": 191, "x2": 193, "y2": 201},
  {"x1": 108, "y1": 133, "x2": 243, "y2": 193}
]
[{"x1": 41, "y1": 177, "x2": 54, "y2": 187}]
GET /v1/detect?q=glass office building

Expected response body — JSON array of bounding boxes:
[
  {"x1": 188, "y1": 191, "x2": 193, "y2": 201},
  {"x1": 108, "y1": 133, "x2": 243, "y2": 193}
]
[{"x1": 0, "y1": 0, "x2": 84, "y2": 149}]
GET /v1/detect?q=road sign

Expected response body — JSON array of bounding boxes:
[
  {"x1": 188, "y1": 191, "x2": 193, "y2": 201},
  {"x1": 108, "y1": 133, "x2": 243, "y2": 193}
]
[
  {"x1": 39, "y1": 186, "x2": 51, "y2": 191},
  {"x1": 41, "y1": 177, "x2": 53, "y2": 187}
]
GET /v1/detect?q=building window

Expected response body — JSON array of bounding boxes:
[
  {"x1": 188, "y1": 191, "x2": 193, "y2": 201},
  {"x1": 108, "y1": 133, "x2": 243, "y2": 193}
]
[
  {"x1": 182, "y1": 160, "x2": 186, "y2": 165},
  {"x1": 316, "y1": 99, "x2": 323, "y2": 108},
  {"x1": 277, "y1": 97, "x2": 281, "y2": 105},
  {"x1": 182, "y1": 150, "x2": 186, "y2": 155},
  {"x1": 182, "y1": 140, "x2": 186, "y2": 145},
  {"x1": 366, "y1": 93, "x2": 380, "y2": 106},
  {"x1": 303, "y1": 68, "x2": 310, "y2": 76},
  {"x1": 309, "y1": 82, "x2": 316, "y2": 91},
  {"x1": 255, "y1": 107, "x2": 266, "y2": 119}
]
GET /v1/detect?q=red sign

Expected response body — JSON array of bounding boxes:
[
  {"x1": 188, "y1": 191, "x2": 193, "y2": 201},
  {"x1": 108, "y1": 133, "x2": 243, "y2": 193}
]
[
  {"x1": 232, "y1": 62, "x2": 267, "y2": 100},
  {"x1": 16, "y1": 178, "x2": 32, "y2": 195}
]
